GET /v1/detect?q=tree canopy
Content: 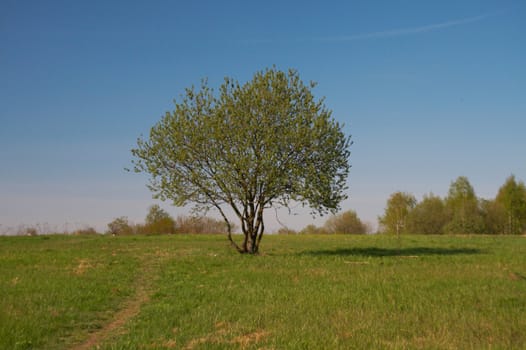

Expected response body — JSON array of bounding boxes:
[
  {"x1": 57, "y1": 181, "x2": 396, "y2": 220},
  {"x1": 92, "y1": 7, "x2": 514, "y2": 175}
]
[
  {"x1": 407, "y1": 194, "x2": 447, "y2": 234},
  {"x1": 379, "y1": 175, "x2": 526, "y2": 235},
  {"x1": 143, "y1": 205, "x2": 176, "y2": 235},
  {"x1": 324, "y1": 210, "x2": 367, "y2": 234},
  {"x1": 131, "y1": 67, "x2": 351, "y2": 253},
  {"x1": 379, "y1": 191, "x2": 416, "y2": 236},
  {"x1": 444, "y1": 176, "x2": 484, "y2": 234},
  {"x1": 496, "y1": 175, "x2": 526, "y2": 234}
]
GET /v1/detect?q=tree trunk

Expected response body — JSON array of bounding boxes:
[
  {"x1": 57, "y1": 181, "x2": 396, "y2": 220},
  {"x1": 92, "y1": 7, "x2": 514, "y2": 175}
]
[
  {"x1": 226, "y1": 200, "x2": 265, "y2": 254},
  {"x1": 240, "y1": 222, "x2": 263, "y2": 254}
]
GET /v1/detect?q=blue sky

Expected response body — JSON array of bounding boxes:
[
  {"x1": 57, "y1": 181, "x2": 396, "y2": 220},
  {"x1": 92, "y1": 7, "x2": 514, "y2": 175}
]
[{"x1": 1, "y1": 0, "x2": 525, "y2": 233}]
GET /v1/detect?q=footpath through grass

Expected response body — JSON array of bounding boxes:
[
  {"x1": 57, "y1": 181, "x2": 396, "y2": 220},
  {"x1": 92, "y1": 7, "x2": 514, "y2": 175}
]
[{"x1": 1, "y1": 234, "x2": 525, "y2": 349}]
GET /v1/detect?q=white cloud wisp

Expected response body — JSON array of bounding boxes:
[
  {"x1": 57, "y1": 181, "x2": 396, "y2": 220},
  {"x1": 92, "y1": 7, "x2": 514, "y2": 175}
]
[{"x1": 315, "y1": 13, "x2": 495, "y2": 42}]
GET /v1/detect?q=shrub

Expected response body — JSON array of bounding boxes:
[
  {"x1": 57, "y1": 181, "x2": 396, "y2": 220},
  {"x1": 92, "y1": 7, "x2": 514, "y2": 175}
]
[
  {"x1": 141, "y1": 205, "x2": 176, "y2": 234},
  {"x1": 175, "y1": 215, "x2": 230, "y2": 234},
  {"x1": 299, "y1": 224, "x2": 328, "y2": 235},
  {"x1": 72, "y1": 227, "x2": 98, "y2": 235},
  {"x1": 107, "y1": 217, "x2": 134, "y2": 235},
  {"x1": 276, "y1": 227, "x2": 298, "y2": 235},
  {"x1": 324, "y1": 210, "x2": 367, "y2": 234}
]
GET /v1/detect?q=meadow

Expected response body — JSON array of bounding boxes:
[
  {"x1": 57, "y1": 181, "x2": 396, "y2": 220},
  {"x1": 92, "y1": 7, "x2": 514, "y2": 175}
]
[{"x1": 0, "y1": 234, "x2": 525, "y2": 349}]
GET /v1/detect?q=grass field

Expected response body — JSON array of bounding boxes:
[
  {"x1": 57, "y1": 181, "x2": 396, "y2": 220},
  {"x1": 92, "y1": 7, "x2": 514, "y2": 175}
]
[{"x1": 1, "y1": 234, "x2": 525, "y2": 349}]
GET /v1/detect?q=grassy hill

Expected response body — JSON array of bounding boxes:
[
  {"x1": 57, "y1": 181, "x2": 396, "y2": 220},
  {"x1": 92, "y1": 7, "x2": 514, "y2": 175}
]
[{"x1": 1, "y1": 234, "x2": 525, "y2": 349}]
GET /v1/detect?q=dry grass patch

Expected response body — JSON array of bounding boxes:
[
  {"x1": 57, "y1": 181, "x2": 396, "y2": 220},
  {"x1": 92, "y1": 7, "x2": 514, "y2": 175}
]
[
  {"x1": 231, "y1": 329, "x2": 271, "y2": 348},
  {"x1": 73, "y1": 259, "x2": 94, "y2": 275},
  {"x1": 184, "y1": 322, "x2": 270, "y2": 349}
]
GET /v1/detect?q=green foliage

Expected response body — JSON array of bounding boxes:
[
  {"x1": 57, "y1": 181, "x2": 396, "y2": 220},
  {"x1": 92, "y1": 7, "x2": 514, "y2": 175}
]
[
  {"x1": 444, "y1": 176, "x2": 485, "y2": 234},
  {"x1": 324, "y1": 210, "x2": 367, "y2": 234},
  {"x1": 174, "y1": 215, "x2": 230, "y2": 234},
  {"x1": 299, "y1": 224, "x2": 329, "y2": 235},
  {"x1": 132, "y1": 67, "x2": 351, "y2": 253},
  {"x1": 141, "y1": 205, "x2": 176, "y2": 235},
  {"x1": 378, "y1": 192, "x2": 417, "y2": 235},
  {"x1": 380, "y1": 175, "x2": 526, "y2": 235},
  {"x1": 480, "y1": 199, "x2": 507, "y2": 234},
  {"x1": 407, "y1": 194, "x2": 448, "y2": 234},
  {"x1": 495, "y1": 175, "x2": 526, "y2": 234},
  {"x1": 275, "y1": 227, "x2": 299, "y2": 235},
  {"x1": 144, "y1": 205, "x2": 171, "y2": 227},
  {"x1": 107, "y1": 208, "x2": 230, "y2": 235},
  {"x1": 107, "y1": 216, "x2": 134, "y2": 236}
]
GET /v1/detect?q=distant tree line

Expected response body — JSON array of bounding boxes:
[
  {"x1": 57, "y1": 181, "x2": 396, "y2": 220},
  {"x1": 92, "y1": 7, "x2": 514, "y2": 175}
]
[
  {"x1": 107, "y1": 205, "x2": 231, "y2": 235},
  {"x1": 280, "y1": 175, "x2": 526, "y2": 236},
  {"x1": 277, "y1": 209, "x2": 372, "y2": 235},
  {"x1": 378, "y1": 175, "x2": 526, "y2": 235},
  {"x1": 13, "y1": 175, "x2": 524, "y2": 237}
]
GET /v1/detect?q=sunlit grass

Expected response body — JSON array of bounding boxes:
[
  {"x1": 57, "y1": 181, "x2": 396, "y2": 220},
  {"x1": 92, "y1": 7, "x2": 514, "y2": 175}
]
[
  {"x1": 1, "y1": 234, "x2": 525, "y2": 349},
  {"x1": 0, "y1": 235, "x2": 143, "y2": 349}
]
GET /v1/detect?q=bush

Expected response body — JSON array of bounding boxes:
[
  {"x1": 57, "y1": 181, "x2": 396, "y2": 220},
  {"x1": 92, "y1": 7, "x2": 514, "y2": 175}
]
[
  {"x1": 299, "y1": 224, "x2": 328, "y2": 235},
  {"x1": 276, "y1": 227, "x2": 298, "y2": 235},
  {"x1": 324, "y1": 210, "x2": 367, "y2": 234},
  {"x1": 139, "y1": 205, "x2": 177, "y2": 234},
  {"x1": 72, "y1": 227, "x2": 98, "y2": 235},
  {"x1": 175, "y1": 215, "x2": 230, "y2": 234},
  {"x1": 21, "y1": 227, "x2": 38, "y2": 236},
  {"x1": 107, "y1": 217, "x2": 134, "y2": 235}
]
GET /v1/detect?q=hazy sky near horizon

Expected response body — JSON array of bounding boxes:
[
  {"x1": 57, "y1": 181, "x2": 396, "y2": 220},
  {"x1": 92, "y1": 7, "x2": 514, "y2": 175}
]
[{"x1": 1, "y1": 0, "x2": 525, "y2": 233}]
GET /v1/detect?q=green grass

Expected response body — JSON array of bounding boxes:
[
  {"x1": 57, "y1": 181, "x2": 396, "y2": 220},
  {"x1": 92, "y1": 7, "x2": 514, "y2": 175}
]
[{"x1": 1, "y1": 234, "x2": 525, "y2": 349}]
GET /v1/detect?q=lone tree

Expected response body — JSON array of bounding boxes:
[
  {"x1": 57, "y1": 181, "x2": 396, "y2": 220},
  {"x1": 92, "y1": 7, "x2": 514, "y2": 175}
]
[{"x1": 131, "y1": 67, "x2": 351, "y2": 254}]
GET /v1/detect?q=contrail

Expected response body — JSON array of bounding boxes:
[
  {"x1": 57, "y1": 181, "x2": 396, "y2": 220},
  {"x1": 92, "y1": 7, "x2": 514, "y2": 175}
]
[{"x1": 313, "y1": 13, "x2": 495, "y2": 42}]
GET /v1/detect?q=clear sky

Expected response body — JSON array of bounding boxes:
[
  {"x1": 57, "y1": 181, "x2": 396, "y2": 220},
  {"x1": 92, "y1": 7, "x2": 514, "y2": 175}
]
[{"x1": 1, "y1": 0, "x2": 525, "y2": 234}]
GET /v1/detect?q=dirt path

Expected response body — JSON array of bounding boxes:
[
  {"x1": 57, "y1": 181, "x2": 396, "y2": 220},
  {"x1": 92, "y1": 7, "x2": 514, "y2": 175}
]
[{"x1": 72, "y1": 253, "x2": 165, "y2": 350}]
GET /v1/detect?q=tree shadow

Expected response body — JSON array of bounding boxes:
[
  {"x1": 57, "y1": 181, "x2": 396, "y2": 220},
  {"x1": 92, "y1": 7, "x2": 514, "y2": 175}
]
[{"x1": 301, "y1": 246, "x2": 483, "y2": 257}]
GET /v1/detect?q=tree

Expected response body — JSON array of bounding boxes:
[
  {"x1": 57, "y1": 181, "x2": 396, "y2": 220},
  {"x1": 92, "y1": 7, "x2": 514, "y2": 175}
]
[
  {"x1": 131, "y1": 67, "x2": 351, "y2": 254},
  {"x1": 175, "y1": 215, "x2": 231, "y2": 234},
  {"x1": 276, "y1": 227, "x2": 298, "y2": 235},
  {"x1": 143, "y1": 204, "x2": 176, "y2": 234},
  {"x1": 407, "y1": 194, "x2": 448, "y2": 234},
  {"x1": 444, "y1": 176, "x2": 484, "y2": 234},
  {"x1": 495, "y1": 175, "x2": 526, "y2": 234},
  {"x1": 378, "y1": 192, "x2": 416, "y2": 236},
  {"x1": 107, "y1": 216, "x2": 134, "y2": 235},
  {"x1": 324, "y1": 210, "x2": 367, "y2": 234},
  {"x1": 480, "y1": 199, "x2": 506, "y2": 234},
  {"x1": 299, "y1": 224, "x2": 328, "y2": 235}
]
